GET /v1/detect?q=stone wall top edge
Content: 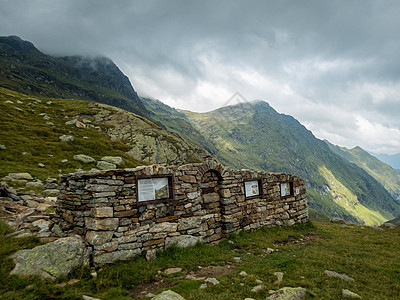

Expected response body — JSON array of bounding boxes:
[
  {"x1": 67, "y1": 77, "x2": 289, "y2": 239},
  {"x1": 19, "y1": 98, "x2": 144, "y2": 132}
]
[{"x1": 59, "y1": 161, "x2": 305, "y2": 183}]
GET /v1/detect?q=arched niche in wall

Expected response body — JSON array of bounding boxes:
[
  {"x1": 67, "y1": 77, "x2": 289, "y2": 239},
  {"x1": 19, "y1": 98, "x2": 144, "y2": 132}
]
[{"x1": 200, "y1": 169, "x2": 222, "y2": 216}]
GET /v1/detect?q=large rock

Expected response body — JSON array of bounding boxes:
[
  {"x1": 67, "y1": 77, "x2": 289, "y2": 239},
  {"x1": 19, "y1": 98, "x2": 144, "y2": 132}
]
[
  {"x1": 151, "y1": 290, "x2": 185, "y2": 300},
  {"x1": 101, "y1": 156, "x2": 124, "y2": 166},
  {"x1": 8, "y1": 173, "x2": 33, "y2": 180},
  {"x1": 59, "y1": 135, "x2": 75, "y2": 142},
  {"x1": 10, "y1": 236, "x2": 90, "y2": 280},
  {"x1": 96, "y1": 161, "x2": 117, "y2": 170},
  {"x1": 165, "y1": 235, "x2": 201, "y2": 248},
  {"x1": 267, "y1": 287, "x2": 307, "y2": 300},
  {"x1": 74, "y1": 154, "x2": 96, "y2": 164}
]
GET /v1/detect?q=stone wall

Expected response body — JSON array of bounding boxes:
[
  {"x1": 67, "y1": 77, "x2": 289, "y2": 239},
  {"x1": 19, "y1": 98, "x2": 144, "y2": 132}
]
[{"x1": 57, "y1": 160, "x2": 308, "y2": 266}]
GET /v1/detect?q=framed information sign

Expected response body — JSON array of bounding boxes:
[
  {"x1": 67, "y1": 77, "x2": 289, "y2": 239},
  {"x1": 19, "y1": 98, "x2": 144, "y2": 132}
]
[
  {"x1": 280, "y1": 182, "x2": 293, "y2": 198},
  {"x1": 137, "y1": 176, "x2": 173, "y2": 202},
  {"x1": 244, "y1": 179, "x2": 262, "y2": 198}
]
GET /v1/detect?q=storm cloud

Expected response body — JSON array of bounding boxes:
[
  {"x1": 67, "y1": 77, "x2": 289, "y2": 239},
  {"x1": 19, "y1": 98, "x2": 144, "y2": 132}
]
[{"x1": 1, "y1": 0, "x2": 400, "y2": 154}]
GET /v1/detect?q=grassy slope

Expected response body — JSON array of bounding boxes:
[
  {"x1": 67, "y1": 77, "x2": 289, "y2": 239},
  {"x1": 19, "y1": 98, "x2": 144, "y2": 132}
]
[
  {"x1": 0, "y1": 87, "x2": 151, "y2": 181},
  {"x1": 326, "y1": 142, "x2": 400, "y2": 203},
  {"x1": 1, "y1": 220, "x2": 399, "y2": 299},
  {"x1": 180, "y1": 101, "x2": 400, "y2": 225}
]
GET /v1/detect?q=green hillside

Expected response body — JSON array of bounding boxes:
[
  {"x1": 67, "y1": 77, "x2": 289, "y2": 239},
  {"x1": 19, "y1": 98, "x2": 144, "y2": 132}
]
[
  {"x1": 0, "y1": 35, "x2": 150, "y2": 119},
  {"x1": 0, "y1": 88, "x2": 208, "y2": 182},
  {"x1": 325, "y1": 141, "x2": 400, "y2": 203}
]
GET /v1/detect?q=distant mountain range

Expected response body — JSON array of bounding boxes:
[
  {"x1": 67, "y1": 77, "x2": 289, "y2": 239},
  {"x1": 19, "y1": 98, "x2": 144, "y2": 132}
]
[
  {"x1": 1, "y1": 35, "x2": 399, "y2": 225},
  {"x1": 325, "y1": 142, "x2": 400, "y2": 204},
  {"x1": 143, "y1": 99, "x2": 400, "y2": 225}
]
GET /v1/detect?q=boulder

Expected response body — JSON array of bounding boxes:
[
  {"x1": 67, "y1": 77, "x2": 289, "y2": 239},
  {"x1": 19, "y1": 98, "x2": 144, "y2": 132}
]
[
  {"x1": 0, "y1": 144, "x2": 6, "y2": 150},
  {"x1": 324, "y1": 270, "x2": 354, "y2": 281},
  {"x1": 8, "y1": 173, "x2": 33, "y2": 180},
  {"x1": 151, "y1": 290, "x2": 185, "y2": 300},
  {"x1": 65, "y1": 119, "x2": 78, "y2": 125},
  {"x1": 59, "y1": 135, "x2": 74, "y2": 142},
  {"x1": 101, "y1": 156, "x2": 124, "y2": 166},
  {"x1": 342, "y1": 289, "x2": 362, "y2": 298},
  {"x1": 96, "y1": 161, "x2": 117, "y2": 170},
  {"x1": 267, "y1": 287, "x2": 307, "y2": 300},
  {"x1": 74, "y1": 154, "x2": 96, "y2": 164},
  {"x1": 10, "y1": 236, "x2": 90, "y2": 280},
  {"x1": 165, "y1": 235, "x2": 201, "y2": 248}
]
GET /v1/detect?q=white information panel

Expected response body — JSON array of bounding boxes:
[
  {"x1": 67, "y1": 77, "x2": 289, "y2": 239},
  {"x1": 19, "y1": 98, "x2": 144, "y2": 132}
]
[
  {"x1": 280, "y1": 182, "x2": 291, "y2": 197},
  {"x1": 138, "y1": 177, "x2": 169, "y2": 202},
  {"x1": 245, "y1": 180, "x2": 260, "y2": 197}
]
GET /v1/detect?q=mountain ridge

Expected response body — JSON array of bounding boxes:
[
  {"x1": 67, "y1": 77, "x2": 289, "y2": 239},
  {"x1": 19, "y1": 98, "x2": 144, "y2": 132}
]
[
  {"x1": 144, "y1": 98, "x2": 400, "y2": 225},
  {"x1": 0, "y1": 35, "x2": 150, "y2": 118}
]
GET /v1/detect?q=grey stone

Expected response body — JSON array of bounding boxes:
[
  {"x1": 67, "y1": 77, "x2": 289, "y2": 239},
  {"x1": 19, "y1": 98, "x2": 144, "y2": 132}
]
[
  {"x1": 342, "y1": 289, "x2": 362, "y2": 298},
  {"x1": 61, "y1": 159, "x2": 68, "y2": 163},
  {"x1": 267, "y1": 287, "x2": 307, "y2": 300},
  {"x1": 26, "y1": 180, "x2": 43, "y2": 187},
  {"x1": 82, "y1": 296, "x2": 100, "y2": 300},
  {"x1": 151, "y1": 290, "x2": 185, "y2": 300},
  {"x1": 164, "y1": 267, "x2": 182, "y2": 275},
  {"x1": 149, "y1": 222, "x2": 177, "y2": 233},
  {"x1": 165, "y1": 235, "x2": 201, "y2": 248},
  {"x1": 38, "y1": 163, "x2": 45, "y2": 168},
  {"x1": 96, "y1": 161, "x2": 117, "y2": 170},
  {"x1": 146, "y1": 249, "x2": 157, "y2": 261},
  {"x1": 274, "y1": 271, "x2": 284, "y2": 284},
  {"x1": 101, "y1": 156, "x2": 124, "y2": 166},
  {"x1": 0, "y1": 145, "x2": 6, "y2": 150},
  {"x1": 59, "y1": 135, "x2": 74, "y2": 142},
  {"x1": 93, "y1": 249, "x2": 141, "y2": 266},
  {"x1": 91, "y1": 207, "x2": 113, "y2": 218},
  {"x1": 178, "y1": 216, "x2": 202, "y2": 231},
  {"x1": 46, "y1": 122, "x2": 54, "y2": 126},
  {"x1": 324, "y1": 270, "x2": 354, "y2": 281},
  {"x1": 86, "y1": 231, "x2": 113, "y2": 246},
  {"x1": 85, "y1": 217, "x2": 119, "y2": 231},
  {"x1": 251, "y1": 285, "x2": 263, "y2": 292},
  {"x1": 43, "y1": 115, "x2": 50, "y2": 120},
  {"x1": 75, "y1": 121, "x2": 86, "y2": 128},
  {"x1": 239, "y1": 271, "x2": 248, "y2": 276},
  {"x1": 32, "y1": 219, "x2": 52, "y2": 233},
  {"x1": 65, "y1": 119, "x2": 78, "y2": 125},
  {"x1": 8, "y1": 173, "x2": 33, "y2": 180},
  {"x1": 204, "y1": 277, "x2": 220, "y2": 286},
  {"x1": 74, "y1": 154, "x2": 95, "y2": 164},
  {"x1": 10, "y1": 237, "x2": 89, "y2": 280}
]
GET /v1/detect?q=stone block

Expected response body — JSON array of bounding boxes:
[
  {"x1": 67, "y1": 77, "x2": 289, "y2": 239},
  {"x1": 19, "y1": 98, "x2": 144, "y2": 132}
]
[
  {"x1": 149, "y1": 222, "x2": 178, "y2": 233},
  {"x1": 178, "y1": 216, "x2": 202, "y2": 231},
  {"x1": 86, "y1": 231, "x2": 113, "y2": 246},
  {"x1": 203, "y1": 193, "x2": 219, "y2": 203},
  {"x1": 91, "y1": 207, "x2": 113, "y2": 218},
  {"x1": 180, "y1": 175, "x2": 196, "y2": 183},
  {"x1": 85, "y1": 217, "x2": 119, "y2": 231}
]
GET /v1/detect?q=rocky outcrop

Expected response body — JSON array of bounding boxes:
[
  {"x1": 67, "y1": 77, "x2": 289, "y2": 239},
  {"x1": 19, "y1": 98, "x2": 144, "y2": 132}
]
[
  {"x1": 267, "y1": 287, "x2": 307, "y2": 300},
  {"x1": 10, "y1": 236, "x2": 90, "y2": 280}
]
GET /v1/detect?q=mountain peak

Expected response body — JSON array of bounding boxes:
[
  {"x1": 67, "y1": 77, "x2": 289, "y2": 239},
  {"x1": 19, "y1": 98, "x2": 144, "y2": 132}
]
[{"x1": 0, "y1": 35, "x2": 39, "y2": 53}]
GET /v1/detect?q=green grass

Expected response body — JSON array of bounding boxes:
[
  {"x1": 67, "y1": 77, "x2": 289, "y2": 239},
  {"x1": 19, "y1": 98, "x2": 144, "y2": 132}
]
[
  {"x1": 1, "y1": 220, "x2": 399, "y2": 299},
  {"x1": 0, "y1": 87, "x2": 149, "y2": 183}
]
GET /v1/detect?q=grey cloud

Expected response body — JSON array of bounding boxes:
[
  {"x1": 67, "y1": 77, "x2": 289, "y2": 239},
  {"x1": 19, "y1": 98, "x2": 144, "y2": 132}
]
[{"x1": 1, "y1": 0, "x2": 400, "y2": 153}]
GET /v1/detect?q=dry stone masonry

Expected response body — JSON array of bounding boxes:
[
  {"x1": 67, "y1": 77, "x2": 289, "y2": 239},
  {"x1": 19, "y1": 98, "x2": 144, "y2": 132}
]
[{"x1": 57, "y1": 159, "x2": 308, "y2": 266}]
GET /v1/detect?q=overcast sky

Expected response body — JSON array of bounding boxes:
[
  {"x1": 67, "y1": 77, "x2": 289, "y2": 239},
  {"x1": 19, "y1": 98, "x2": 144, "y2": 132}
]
[{"x1": 1, "y1": 0, "x2": 400, "y2": 154}]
